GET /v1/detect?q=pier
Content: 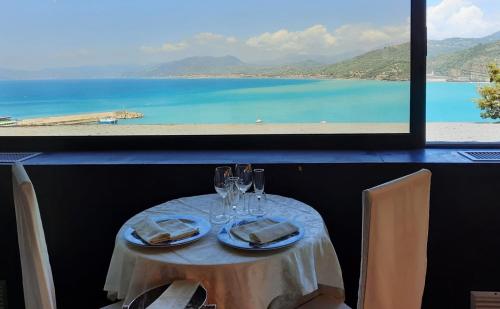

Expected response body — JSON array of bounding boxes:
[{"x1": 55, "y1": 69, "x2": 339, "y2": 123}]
[{"x1": 16, "y1": 111, "x2": 143, "y2": 126}]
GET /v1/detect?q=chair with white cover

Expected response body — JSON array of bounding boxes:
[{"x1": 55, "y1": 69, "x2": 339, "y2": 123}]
[
  {"x1": 12, "y1": 163, "x2": 123, "y2": 309},
  {"x1": 298, "y1": 169, "x2": 431, "y2": 309}
]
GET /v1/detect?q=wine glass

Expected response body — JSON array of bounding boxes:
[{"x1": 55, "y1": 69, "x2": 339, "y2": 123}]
[
  {"x1": 235, "y1": 164, "x2": 253, "y2": 215},
  {"x1": 251, "y1": 168, "x2": 265, "y2": 216},
  {"x1": 212, "y1": 166, "x2": 232, "y2": 224},
  {"x1": 227, "y1": 176, "x2": 240, "y2": 218}
]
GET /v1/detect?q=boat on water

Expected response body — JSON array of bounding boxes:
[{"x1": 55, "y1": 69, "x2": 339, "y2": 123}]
[
  {"x1": 0, "y1": 116, "x2": 17, "y2": 126},
  {"x1": 98, "y1": 117, "x2": 118, "y2": 124}
]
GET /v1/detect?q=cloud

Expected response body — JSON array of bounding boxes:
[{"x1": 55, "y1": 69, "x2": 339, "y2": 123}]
[
  {"x1": 428, "y1": 0, "x2": 499, "y2": 39},
  {"x1": 142, "y1": 32, "x2": 238, "y2": 54},
  {"x1": 195, "y1": 32, "x2": 238, "y2": 44},
  {"x1": 140, "y1": 41, "x2": 187, "y2": 53},
  {"x1": 139, "y1": 22, "x2": 411, "y2": 60},
  {"x1": 245, "y1": 24, "x2": 336, "y2": 52},
  {"x1": 333, "y1": 22, "x2": 410, "y2": 52}
]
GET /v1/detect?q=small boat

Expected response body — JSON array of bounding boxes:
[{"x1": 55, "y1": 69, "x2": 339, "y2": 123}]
[
  {"x1": 98, "y1": 117, "x2": 118, "y2": 124},
  {"x1": 0, "y1": 116, "x2": 17, "y2": 126},
  {"x1": 255, "y1": 118, "x2": 263, "y2": 124}
]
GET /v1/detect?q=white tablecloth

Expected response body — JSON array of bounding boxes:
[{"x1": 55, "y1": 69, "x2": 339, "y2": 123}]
[{"x1": 104, "y1": 194, "x2": 344, "y2": 309}]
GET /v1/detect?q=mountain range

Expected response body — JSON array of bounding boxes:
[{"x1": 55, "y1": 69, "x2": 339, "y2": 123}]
[{"x1": 1, "y1": 31, "x2": 499, "y2": 81}]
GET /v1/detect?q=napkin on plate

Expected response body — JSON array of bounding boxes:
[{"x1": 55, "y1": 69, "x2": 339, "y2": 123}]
[
  {"x1": 230, "y1": 218, "x2": 299, "y2": 244},
  {"x1": 133, "y1": 217, "x2": 199, "y2": 245}
]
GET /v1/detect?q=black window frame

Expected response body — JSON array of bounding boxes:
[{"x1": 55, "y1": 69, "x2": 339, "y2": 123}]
[{"x1": 0, "y1": 0, "x2": 426, "y2": 152}]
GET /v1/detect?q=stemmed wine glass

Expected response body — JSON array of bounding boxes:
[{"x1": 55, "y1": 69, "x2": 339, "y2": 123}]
[
  {"x1": 227, "y1": 176, "x2": 240, "y2": 219},
  {"x1": 213, "y1": 166, "x2": 232, "y2": 224},
  {"x1": 252, "y1": 168, "x2": 265, "y2": 216},
  {"x1": 235, "y1": 164, "x2": 253, "y2": 215}
]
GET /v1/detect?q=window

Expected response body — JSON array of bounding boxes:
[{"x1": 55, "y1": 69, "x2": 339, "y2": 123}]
[
  {"x1": 426, "y1": 0, "x2": 500, "y2": 143},
  {"x1": 0, "y1": 0, "x2": 425, "y2": 150}
]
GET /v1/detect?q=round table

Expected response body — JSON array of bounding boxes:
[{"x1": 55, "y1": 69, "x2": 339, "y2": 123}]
[{"x1": 104, "y1": 194, "x2": 344, "y2": 309}]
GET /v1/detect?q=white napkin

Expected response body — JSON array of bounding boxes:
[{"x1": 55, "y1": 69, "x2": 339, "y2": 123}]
[
  {"x1": 133, "y1": 217, "x2": 199, "y2": 245},
  {"x1": 146, "y1": 280, "x2": 200, "y2": 309},
  {"x1": 231, "y1": 218, "x2": 299, "y2": 244}
]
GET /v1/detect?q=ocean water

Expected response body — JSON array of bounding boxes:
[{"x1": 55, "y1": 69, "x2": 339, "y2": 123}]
[{"x1": 0, "y1": 78, "x2": 487, "y2": 124}]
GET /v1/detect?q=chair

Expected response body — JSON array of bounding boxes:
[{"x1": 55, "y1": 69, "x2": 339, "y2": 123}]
[
  {"x1": 12, "y1": 164, "x2": 123, "y2": 309},
  {"x1": 298, "y1": 169, "x2": 431, "y2": 309}
]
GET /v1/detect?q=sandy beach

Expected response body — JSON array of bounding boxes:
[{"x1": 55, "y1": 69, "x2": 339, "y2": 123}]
[
  {"x1": 0, "y1": 123, "x2": 408, "y2": 136},
  {"x1": 426, "y1": 122, "x2": 500, "y2": 142},
  {"x1": 1, "y1": 122, "x2": 499, "y2": 142}
]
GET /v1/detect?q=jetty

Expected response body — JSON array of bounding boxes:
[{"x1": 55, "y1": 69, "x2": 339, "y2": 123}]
[{"x1": 16, "y1": 111, "x2": 143, "y2": 126}]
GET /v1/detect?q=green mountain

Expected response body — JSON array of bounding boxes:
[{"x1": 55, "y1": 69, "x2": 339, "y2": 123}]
[
  {"x1": 318, "y1": 43, "x2": 410, "y2": 80},
  {"x1": 428, "y1": 31, "x2": 500, "y2": 58},
  {"x1": 428, "y1": 40, "x2": 500, "y2": 81}
]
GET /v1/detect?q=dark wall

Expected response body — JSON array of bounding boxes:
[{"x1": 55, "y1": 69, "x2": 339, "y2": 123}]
[{"x1": 1, "y1": 163, "x2": 499, "y2": 308}]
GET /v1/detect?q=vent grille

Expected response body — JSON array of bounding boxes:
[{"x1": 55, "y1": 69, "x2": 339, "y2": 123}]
[
  {"x1": 0, "y1": 152, "x2": 40, "y2": 163},
  {"x1": 0, "y1": 280, "x2": 6, "y2": 309},
  {"x1": 458, "y1": 151, "x2": 500, "y2": 161},
  {"x1": 471, "y1": 291, "x2": 500, "y2": 309}
]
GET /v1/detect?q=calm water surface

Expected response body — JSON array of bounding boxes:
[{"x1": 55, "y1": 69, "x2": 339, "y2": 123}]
[{"x1": 0, "y1": 79, "x2": 486, "y2": 124}]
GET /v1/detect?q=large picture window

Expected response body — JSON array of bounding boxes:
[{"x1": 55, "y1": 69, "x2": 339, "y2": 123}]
[
  {"x1": 0, "y1": 0, "x2": 425, "y2": 150},
  {"x1": 425, "y1": 0, "x2": 500, "y2": 143}
]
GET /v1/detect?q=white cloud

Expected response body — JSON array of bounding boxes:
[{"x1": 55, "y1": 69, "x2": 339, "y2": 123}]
[
  {"x1": 428, "y1": 0, "x2": 499, "y2": 39},
  {"x1": 141, "y1": 32, "x2": 236, "y2": 54},
  {"x1": 194, "y1": 32, "x2": 238, "y2": 44},
  {"x1": 139, "y1": 21, "x2": 412, "y2": 61},
  {"x1": 245, "y1": 24, "x2": 336, "y2": 52},
  {"x1": 140, "y1": 41, "x2": 187, "y2": 53},
  {"x1": 333, "y1": 22, "x2": 410, "y2": 52}
]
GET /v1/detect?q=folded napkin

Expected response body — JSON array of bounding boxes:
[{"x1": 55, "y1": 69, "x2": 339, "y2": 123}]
[
  {"x1": 231, "y1": 218, "x2": 299, "y2": 244},
  {"x1": 133, "y1": 217, "x2": 199, "y2": 245},
  {"x1": 146, "y1": 280, "x2": 200, "y2": 309}
]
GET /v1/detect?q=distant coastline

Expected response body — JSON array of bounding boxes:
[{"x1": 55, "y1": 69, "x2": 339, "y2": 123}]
[{"x1": 0, "y1": 74, "x2": 410, "y2": 82}]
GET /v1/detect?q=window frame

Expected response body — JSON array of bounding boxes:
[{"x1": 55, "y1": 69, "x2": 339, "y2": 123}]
[{"x1": 0, "y1": 0, "x2": 426, "y2": 152}]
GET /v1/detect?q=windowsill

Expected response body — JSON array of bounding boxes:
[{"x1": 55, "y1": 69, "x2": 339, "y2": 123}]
[{"x1": 12, "y1": 148, "x2": 492, "y2": 165}]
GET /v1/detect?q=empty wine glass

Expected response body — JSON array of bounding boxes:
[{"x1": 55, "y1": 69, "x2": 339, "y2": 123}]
[
  {"x1": 212, "y1": 166, "x2": 232, "y2": 224},
  {"x1": 251, "y1": 168, "x2": 265, "y2": 216},
  {"x1": 235, "y1": 164, "x2": 253, "y2": 215},
  {"x1": 227, "y1": 176, "x2": 240, "y2": 218}
]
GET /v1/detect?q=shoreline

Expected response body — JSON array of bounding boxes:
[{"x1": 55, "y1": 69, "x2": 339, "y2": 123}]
[
  {"x1": 0, "y1": 75, "x2": 412, "y2": 82},
  {"x1": 1, "y1": 76, "x2": 489, "y2": 83}
]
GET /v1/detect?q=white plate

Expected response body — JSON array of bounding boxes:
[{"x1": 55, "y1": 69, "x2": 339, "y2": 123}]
[
  {"x1": 124, "y1": 214, "x2": 211, "y2": 248},
  {"x1": 217, "y1": 217, "x2": 304, "y2": 251}
]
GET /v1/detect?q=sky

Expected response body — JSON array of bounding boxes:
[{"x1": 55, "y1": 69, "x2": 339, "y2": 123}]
[{"x1": 0, "y1": 0, "x2": 498, "y2": 70}]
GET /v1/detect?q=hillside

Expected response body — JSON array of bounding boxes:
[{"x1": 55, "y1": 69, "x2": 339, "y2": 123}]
[
  {"x1": 428, "y1": 40, "x2": 500, "y2": 81},
  {"x1": 428, "y1": 31, "x2": 500, "y2": 58},
  {"x1": 318, "y1": 43, "x2": 410, "y2": 80}
]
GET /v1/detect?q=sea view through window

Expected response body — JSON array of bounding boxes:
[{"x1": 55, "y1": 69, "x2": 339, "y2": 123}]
[
  {"x1": 0, "y1": 0, "x2": 413, "y2": 137},
  {"x1": 426, "y1": 0, "x2": 500, "y2": 143}
]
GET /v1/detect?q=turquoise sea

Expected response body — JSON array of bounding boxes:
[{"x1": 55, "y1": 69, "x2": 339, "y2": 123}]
[{"x1": 0, "y1": 79, "x2": 487, "y2": 124}]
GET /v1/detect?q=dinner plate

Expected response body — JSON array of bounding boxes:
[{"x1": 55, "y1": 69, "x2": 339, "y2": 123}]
[
  {"x1": 124, "y1": 214, "x2": 211, "y2": 248},
  {"x1": 217, "y1": 217, "x2": 305, "y2": 251}
]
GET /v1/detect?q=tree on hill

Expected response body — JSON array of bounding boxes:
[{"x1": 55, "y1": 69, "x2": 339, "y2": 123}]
[{"x1": 475, "y1": 63, "x2": 500, "y2": 119}]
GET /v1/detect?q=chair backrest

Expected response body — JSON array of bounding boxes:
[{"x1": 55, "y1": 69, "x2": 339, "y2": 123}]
[
  {"x1": 357, "y1": 169, "x2": 431, "y2": 309},
  {"x1": 12, "y1": 164, "x2": 57, "y2": 309}
]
